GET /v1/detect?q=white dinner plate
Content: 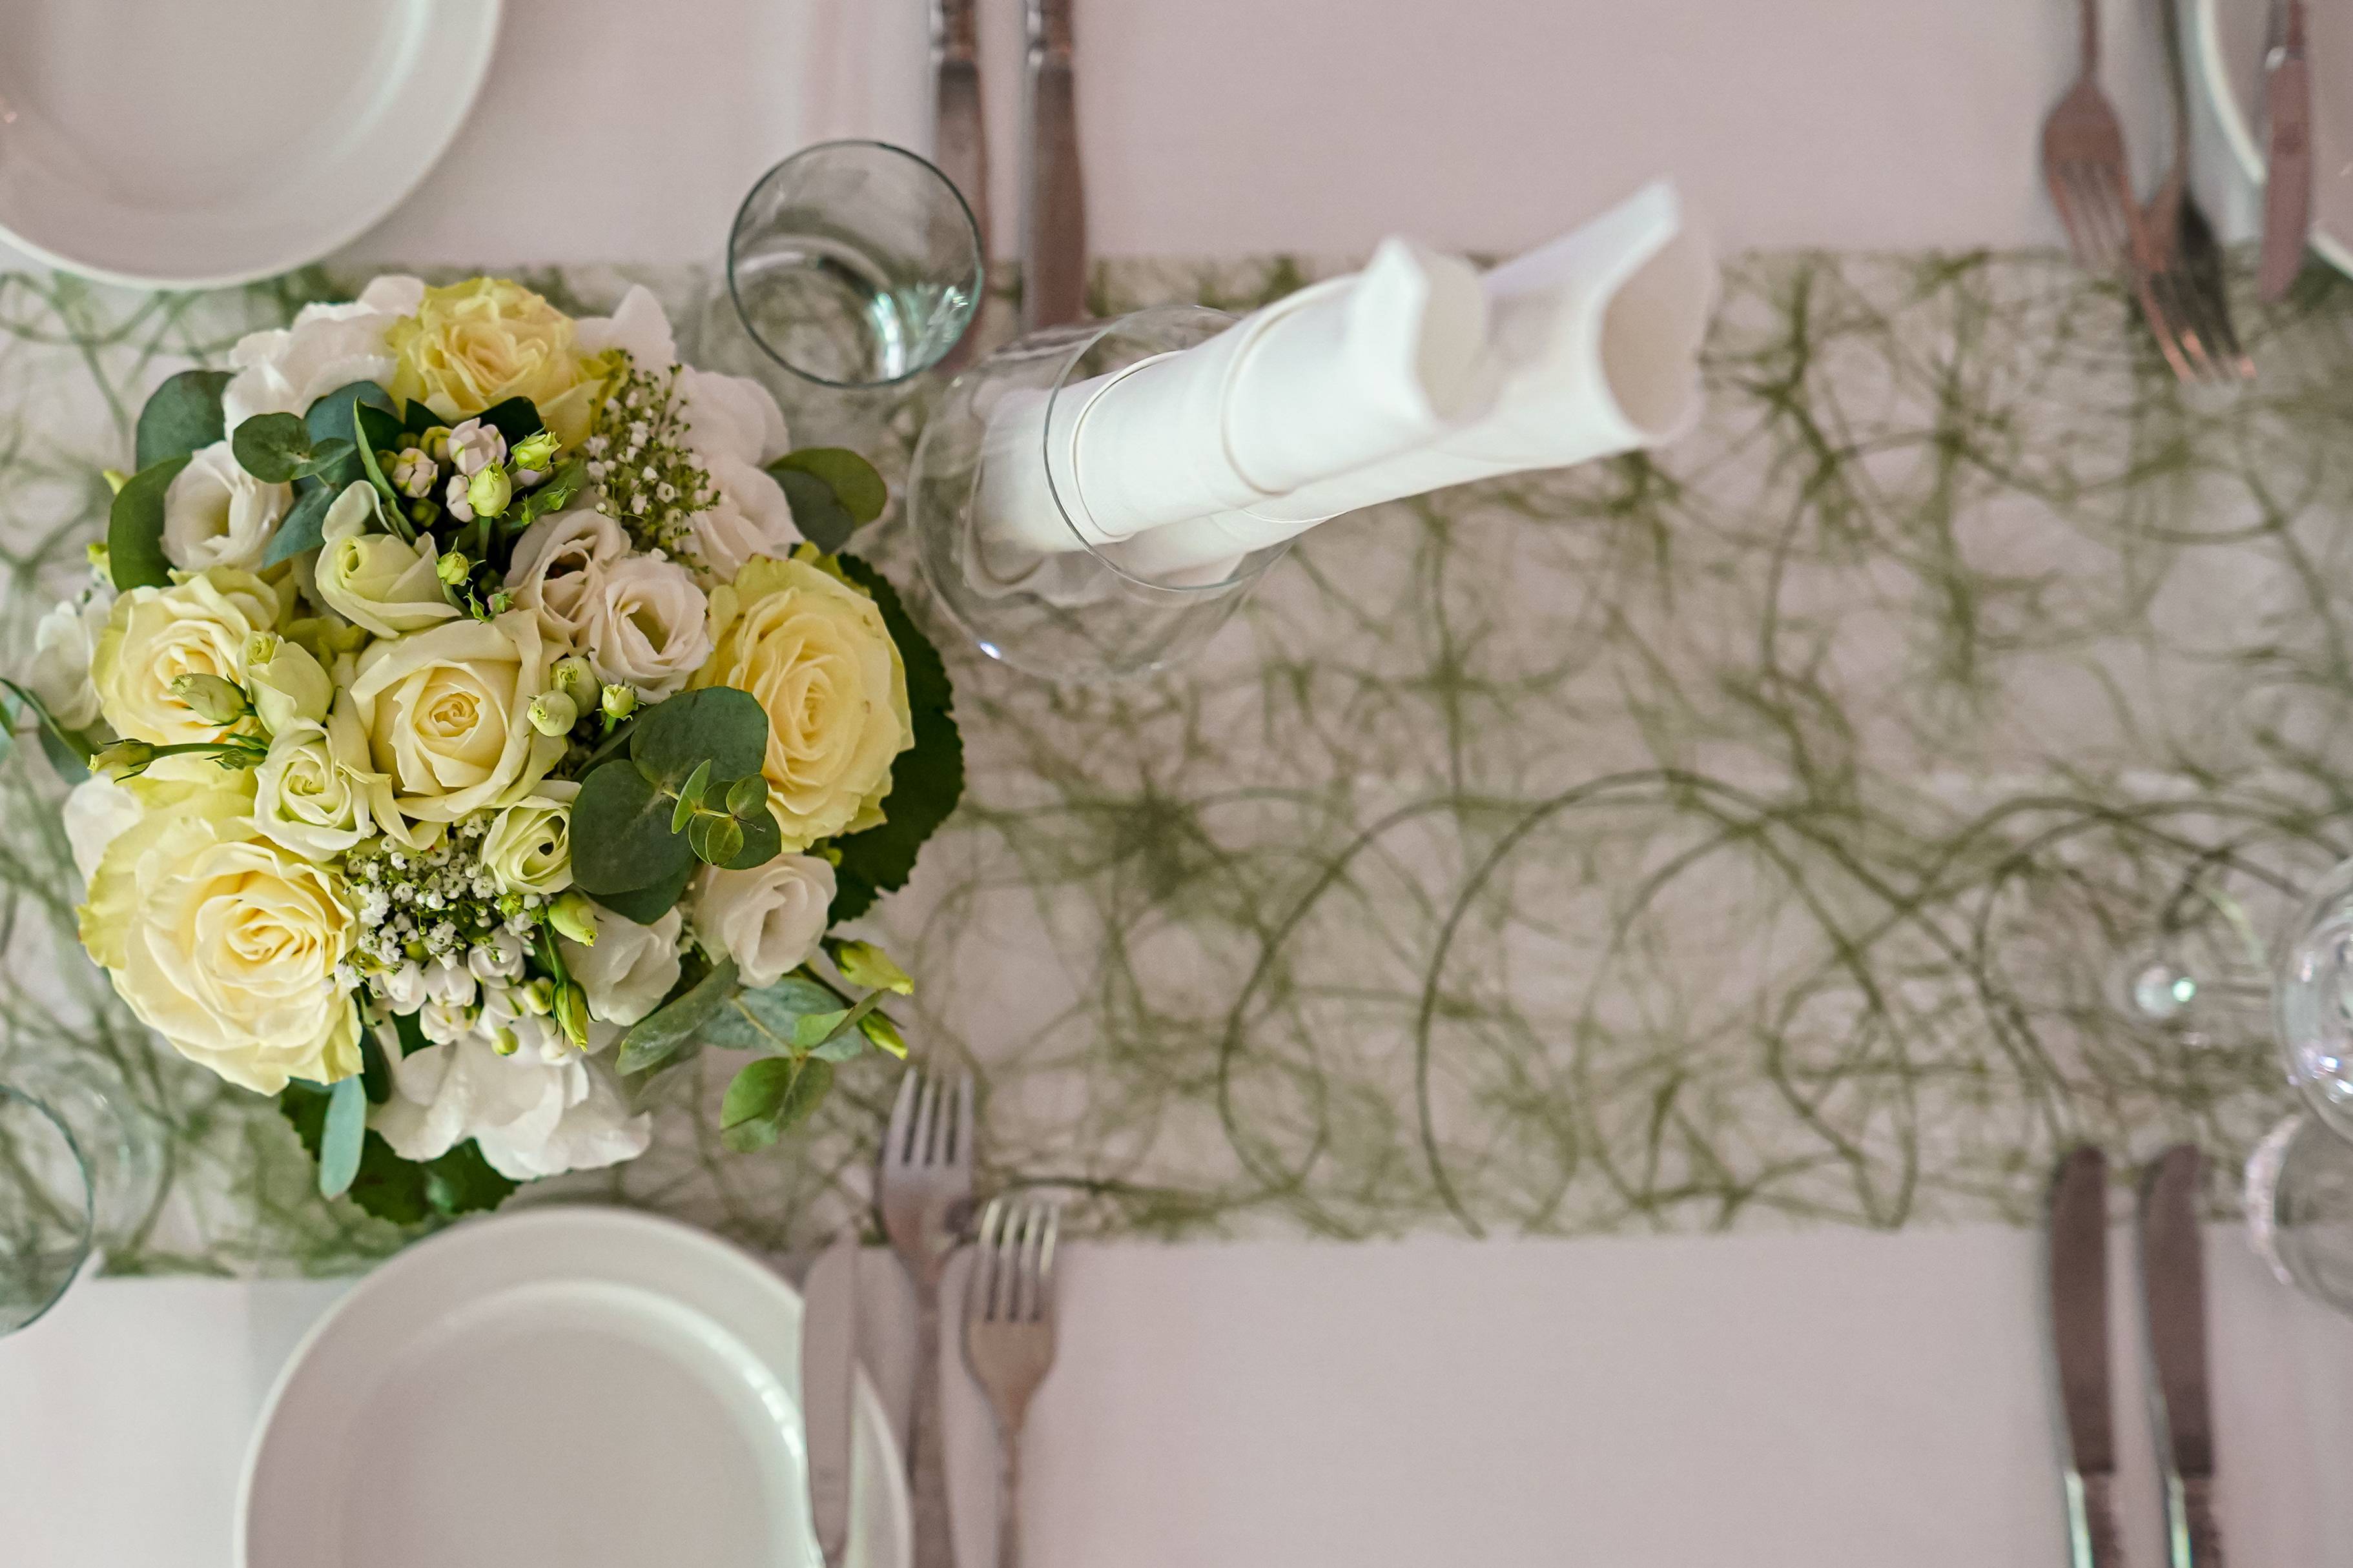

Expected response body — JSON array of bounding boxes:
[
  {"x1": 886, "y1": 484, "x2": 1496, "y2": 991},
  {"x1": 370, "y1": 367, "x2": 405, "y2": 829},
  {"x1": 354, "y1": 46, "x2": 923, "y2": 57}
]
[
  {"x1": 237, "y1": 1207, "x2": 910, "y2": 1568},
  {"x1": 0, "y1": 0, "x2": 499, "y2": 287},
  {"x1": 2194, "y1": 0, "x2": 2353, "y2": 276}
]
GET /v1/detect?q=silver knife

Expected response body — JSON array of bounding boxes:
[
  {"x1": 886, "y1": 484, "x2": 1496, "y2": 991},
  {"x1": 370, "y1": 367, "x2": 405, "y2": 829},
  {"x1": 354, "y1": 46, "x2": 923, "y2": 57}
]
[
  {"x1": 1020, "y1": 0, "x2": 1088, "y2": 332},
  {"x1": 2140, "y1": 1146, "x2": 2225, "y2": 1568},
  {"x1": 2259, "y1": 0, "x2": 2312, "y2": 303},
  {"x1": 803, "y1": 1227, "x2": 861, "y2": 1568},
  {"x1": 931, "y1": 0, "x2": 991, "y2": 265},
  {"x1": 2048, "y1": 1147, "x2": 2123, "y2": 1568}
]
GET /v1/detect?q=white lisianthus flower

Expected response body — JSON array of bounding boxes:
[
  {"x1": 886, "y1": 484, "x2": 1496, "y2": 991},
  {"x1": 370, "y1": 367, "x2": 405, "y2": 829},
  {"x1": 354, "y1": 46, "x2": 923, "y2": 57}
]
[
  {"x1": 447, "y1": 417, "x2": 507, "y2": 476},
  {"x1": 558, "y1": 904, "x2": 682, "y2": 1026},
  {"x1": 690, "y1": 855, "x2": 836, "y2": 989},
  {"x1": 506, "y1": 507, "x2": 629, "y2": 646},
  {"x1": 423, "y1": 955, "x2": 477, "y2": 1010},
  {"x1": 377, "y1": 961, "x2": 428, "y2": 1014},
  {"x1": 679, "y1": 369, "x2": 792, "y2": 467},
  {"x1": 689, "y1": 450, "x2": 804, "y2": 581},
  {"x1": 480, "y1": 780, "x2": 578, "y2": 897},
  {"x1": 468, "y1": 930, "x2": 526, "y2": 983},
  {"x1": 161, "y1": 440, "x2": 291, "y2": 573},
  {"x1": 418, "y1": 999, "x2": 474, "y2": 1045},
  {"x1": 578, "y1": 554, "x2": 712, "y2": 698},
  {"x1": 251, "y1": 700, "x2": 391, "y2": 860},
  {"x1": 573, "y1": 285, "x2": 677, "y2": 369},
  {"x1": 220, "y1": 275, "x2": 426, "y2": 431},
  {"x1": 62, "y1": 776, "x2": 141, "y2": 882},
  {"x1": 26, "y1": 594, "x2": 110, "y2": 730},
  {"x1": 371, "y1": 1023, "x2": 652, "y2": 1181}
]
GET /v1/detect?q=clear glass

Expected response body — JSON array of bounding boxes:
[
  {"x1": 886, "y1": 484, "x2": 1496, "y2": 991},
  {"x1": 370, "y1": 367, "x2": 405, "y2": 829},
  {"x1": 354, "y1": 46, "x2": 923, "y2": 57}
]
[
  {"x1": 727, "y1": 140, "x2": 983, "y2": 390},
  {"x1": 0, "y1": 1066, "x2": 162, "y2": 1336},
  {"x1": 2108, "y1": 877, "x2": 2272, "y2": 1045},
  {"x1": 2272, "y1": 856, "x2": 2353, "y2": 1139},
  {"x1": 2245, "y1": 1110, "x2": 2353, "y2": 1314},
  {"x1": 909, "y1": 306, "x2": 1293, "y2": 683}
]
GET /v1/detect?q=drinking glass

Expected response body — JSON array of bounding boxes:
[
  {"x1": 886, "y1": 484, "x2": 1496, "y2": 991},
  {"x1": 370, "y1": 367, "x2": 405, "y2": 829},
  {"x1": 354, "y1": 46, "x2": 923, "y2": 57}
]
[
  {"x1": 909, "y1": 305, "x2": 1295, "y2": 682},
  {"x1": 2270, "y1": 855, "x2": 2353, "y2": 1137},
  {"x1": 0, "y1": 1067, "x2": 161, "y2": 1336},
  {"x1": 2245, "y1": 1111, "x2": 2353, "y2": 1313},
  {"x1": 727, "y1": 140, "x2": 984, "y2": 389}
]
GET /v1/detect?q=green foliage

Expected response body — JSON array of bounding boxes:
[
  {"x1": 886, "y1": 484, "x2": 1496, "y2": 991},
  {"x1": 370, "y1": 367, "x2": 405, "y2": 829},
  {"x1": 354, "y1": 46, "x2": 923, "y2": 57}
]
[
  {"x1": 699, "y1": 976, "x2": 845, "y2": 1053},
  {"x1": 318, "y1": 1074, "x2": 368, "y2": 1199},
  {"x1": 299, "y1": 380, "x2": 398, "y2": 494},
  {"x1": 231, "y1": 412, "x2": 353, "y2": 485},
  {"x1": 0, "y1": 678, "x2": 94, "y2": 784},
  {"x1": 827, "y1": 557, "x2": 964, "y2": 921},
  {"x1": 404, "y1": 397, "x2": 444, "y2": 434},
  {"x1": 720, "y1": 1055, "x2": 834, "y2": 1152},
  {"x1": 281, "y1": 1087, "x2": 517, "y2": 1225},
  {"x1": 614, "y1": 957, "x2": 739, "y2": 1075},
  {"x1": 108, "y1": 454, "x2": 190, "y2": 590},
  {"x1": 261, "y1": 483, "x2": 338, "y2": 566},
  {"x1": 353, "y1": 401, "x2": 409, "y2": 508},
  {"x1": 591, "y1": 860, "x2": 695, "y2": 924},
  {"x1": 134, "y1": 369, "x2": 231, "y2": 468},
  {"x1": 575, "y1": 688, "x2": 785, "y2": 909},
  {"x1": 630, "y1": 687, "x2": 768, "y2": 793},
  {"x1": 571, "y1": 760, "x2": 693, "y2": 897},
  {"x1": 477, "y1": 397, "x2": 544, "y2": 447},
  {"x1": 767, "y1": 447, "x2": 888, "y2": 552}
]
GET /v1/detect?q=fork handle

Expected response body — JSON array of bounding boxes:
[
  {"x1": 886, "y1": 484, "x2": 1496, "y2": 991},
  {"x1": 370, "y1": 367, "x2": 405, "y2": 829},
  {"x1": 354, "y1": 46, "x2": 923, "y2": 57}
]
[
  {"x1": 910, "y1": 1285, "x2": 958, "y2": 1568},
  {"x1": 995, "y1": 1425, "x2": 1025, "y2": 1568},
  {"x1": 2076, "y1": 0, "x2": 2099, "y2": 68}
]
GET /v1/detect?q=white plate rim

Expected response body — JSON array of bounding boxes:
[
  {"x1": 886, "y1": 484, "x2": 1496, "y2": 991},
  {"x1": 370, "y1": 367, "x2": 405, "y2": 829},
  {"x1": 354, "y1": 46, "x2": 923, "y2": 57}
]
[
  {"x1": 231, "y1": 1204, "x2": 909, "y2": 1568},
  {"x1": 0, "y1": 0, "x2": 503, "y2": 290},
  {"x1": 2190, "y1": 0, "x2": 2353, "y2": 275}
]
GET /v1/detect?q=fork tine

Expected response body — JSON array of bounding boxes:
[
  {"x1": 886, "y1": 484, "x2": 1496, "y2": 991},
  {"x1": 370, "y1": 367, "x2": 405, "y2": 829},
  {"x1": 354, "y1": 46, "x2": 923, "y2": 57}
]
[
  {"x1": 2134, "y1": 274, "x2": 2196, "y2": 382},
  {"x1": 2185, "y1": 276, "x2": 2252, "y2": 380},
  {"x1": 2067, "y1": 167, "x2": 2128, "y2": 270},
  {"x1": 1022, "y1": 1201, "x2": 1053, "y2": 1323},
  {"x1": 950, "y1": 1073, "x2": 975, "y2": 1171},
  {"x1": 2159, "y1": 274, "x2": 2222, "y2": 382},
  {"x1": 886, "y1": 1068, "x2": 920, "y2": 1164},
  {"x1": 912, "y1": 1072, "x2": 940, "y2": 1165},
  {"x1": 974, "y1": 1196, "x2": 1005, "y2": 1321},
  {"x1": 1036, "y1": 1202, "x2": 1060, "y2": 1312}
]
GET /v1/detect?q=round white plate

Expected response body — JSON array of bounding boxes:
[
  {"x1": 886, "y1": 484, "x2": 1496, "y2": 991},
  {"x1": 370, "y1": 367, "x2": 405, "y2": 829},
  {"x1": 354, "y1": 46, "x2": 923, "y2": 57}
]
[
  {"x1": 2194, "y1": 0, "x2": 2353, "y2": 276},
  {"x1": 238, "y1": 1207, "x2": 910, "y2": 1568},
  {"x1": 0, "y1": 0, "x2": 499, "y2": 287}
]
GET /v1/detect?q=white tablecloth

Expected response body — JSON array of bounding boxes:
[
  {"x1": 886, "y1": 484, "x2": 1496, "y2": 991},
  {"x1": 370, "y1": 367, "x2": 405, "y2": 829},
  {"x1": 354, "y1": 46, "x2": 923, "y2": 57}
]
[{"x1": 4, "y1": 3, "x2": 2344, "y2": 1564}]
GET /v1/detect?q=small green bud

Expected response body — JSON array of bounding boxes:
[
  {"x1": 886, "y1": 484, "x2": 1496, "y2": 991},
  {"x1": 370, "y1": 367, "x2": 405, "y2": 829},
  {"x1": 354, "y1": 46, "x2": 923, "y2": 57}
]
[
  {"x1": 553, "y1": 982, "x2": 591, "y2": 1048},
  {"x1": 423, "y1": 427, "x2": 452, "y2": 463},
  {"x1": 726, "y1": 775, "x2": 767, "y2": 820},
  {"x1": 834, "y1": 941, "x2": 914, "y2": 996},
  {"x1": 101, "y1": 469, "x2": 130, "y2": 496},
  {"x1": 553, "y1": 656, "x2": 597, "y2": 704},
  {"x1": 859, "y1": 1012, "x2": 908, "y2": 1059},
  {"x1": 409, "y1": 498, "x2": 437, "y2": 527},
  {"x1": 548, "y1": 890, "x2": 599, "y2": 946},
  {"x1": 169, "y1": 673, "x2": 251, "y2": 726},
  {"x1": 601, "y1": 684, "x2": 637, "y2": 721},
  {"x1": 92, "y1": 739, "x2": 158, "y2": 780},
  {"x1": 491, "y1": 1026, "x2": 520, "y2": 1057},
  {"x1": 511, "y1": 430, "x2": 560, "y2": 471},
  {"x1": 520, "y1": 977, "x2": 555, "y2": 1016},
  {"x1": 436, "y1": 550, "x2": 473, "y2": 586},
  {"x1": 486, "y1": 591, "x2": 513, "y2": 616},
  {"x1": 86, "y1": 542, "x2": 111, "y2": 573},
  {"x1": 528, "y1": 690, "x2": 579, "y2": 737},
  {"x1": 466, "y1": 464, "x2": 513, "y2": 518}
]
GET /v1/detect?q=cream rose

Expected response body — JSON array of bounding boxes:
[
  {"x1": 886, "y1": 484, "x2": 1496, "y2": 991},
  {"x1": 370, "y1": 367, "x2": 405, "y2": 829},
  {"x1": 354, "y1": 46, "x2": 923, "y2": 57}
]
[
  {"x1": 252, "y1": 698, "x2": 393, "y2": 860},
  {"x1": 220, "y1": 276, "x2": 424, "y2": 431},
  {"x1": 689, "y1": 451, "x2": 804, "y2": 581},
  {"x1": 349, "y1": 609, "x2": 566, "y2": 836},
  {"x1": 480, "y1": 780, "x2": 579, "y2": 897},
  {"x1": 558, "y1": 904, "x2": 682, "y2": 1026},
  {"x1": 78, "y1": 775, "x2": 358, "y2": 1094},
  {"x1": 387, "y1": 277, "x2": 604, "y2": 447},
  {"x1": 315, "y1": 484, "x2": 460, "y2": 639},
  {"x1": 245, "y1": 634, "x2": 333, "y2": 735},
  {"x1": 690, "y1": 854, "x2": 835, "y2": 989},
  {"x1": 161, "y1": 441, "x2": 291, "y2": 573},
  {"x1": 91, "y1": 567, "x2": 283, "y2": 745},
  {"x1": 579, "y1": 553, "x2": 711, "y2": 698},
  {"x1": 506, "y1": 507, "x2": 628, "y2": 646},
  {"x1": 27, "y1": 593, "x2": 110, "y2": 730},
  {"x1": 690, "y1": 556, "x2": 914, "y2": 850}
]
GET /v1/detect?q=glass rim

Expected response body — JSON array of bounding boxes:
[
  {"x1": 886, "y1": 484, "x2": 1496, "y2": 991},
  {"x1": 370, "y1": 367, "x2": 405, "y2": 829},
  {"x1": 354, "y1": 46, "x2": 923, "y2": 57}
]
[
  {"x1": 0, "y1": 1082, "x2": 94, "y2": 1337},
  {"x1": 1038, "y1": 304, "x2": 1298, "y2": 597},
  {"x1": 725, "y1": 138, "x2": 985, "y2": 392}
]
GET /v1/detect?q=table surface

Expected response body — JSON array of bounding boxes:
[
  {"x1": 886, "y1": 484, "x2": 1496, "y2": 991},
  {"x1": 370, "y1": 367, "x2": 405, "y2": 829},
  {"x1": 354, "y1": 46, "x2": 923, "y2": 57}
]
[{"x1": 6, "y1": 1, "x2": 2353, "y2": 1565}]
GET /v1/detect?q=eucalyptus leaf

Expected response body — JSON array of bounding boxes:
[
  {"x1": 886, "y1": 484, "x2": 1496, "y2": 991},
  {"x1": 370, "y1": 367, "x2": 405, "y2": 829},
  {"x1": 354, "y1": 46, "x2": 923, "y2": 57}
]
[
  {"x1": 303, "y1": 380, "x2": 398, "y2": 493},
  {"x1": 590, "y1": 860, "x2": 695, "y2": 925},
  {"x1": 261, "y1": 482, "x2": 338, "y2": 566},
  {"x1": 0, "y1": 678, "x2": 94, "y2": 784},
  {"x1": 358, "y1": 1026, "x2": 392, "y2": 1105},
  {"x1": 827, "y1": 556, "x2": 964, "y2": 921},
  {"x1": 790, "y1": 1008, "x2": 852, "y2": 1050},
  {"x1": 772, "y1": 467, "x2": 856, "y2": 553},
  {"x1": 134, "y1": 369, "x2": 231, "y2": 469},
  {"x1": 318, "y1": 1073, "x2": 367, "y2": 1198},
  {"x1": 629, "y1": 687, "x2": 769, "y2": 792},
  {"x1": 810, "y1": 1028, "x2": 872, "y2": 1063},
  {"x1": 770, "y1": 447, "x2": 888, "y2": 524},
  {"x1": 717, "y1": 806, "x2": 780, "y2": 871},
  {"x1": 720, "y1": 1055, "x2": 834, "y2": 1152},
  {"x1": 108, "y1": 454, "x2": 190, "y2": 591},
  {"x1": 614, "y1": 958, "x2": 740, "y2": 1075},
  {"x1": 699, "y1": 977, "x2": 843, "y2": 1053},
  {"x1": 570, "y1": 760, "x2": 695, "y2": 897},
  {"x1": 231, "y1": 412, "x2": 318, "y2": 483}
]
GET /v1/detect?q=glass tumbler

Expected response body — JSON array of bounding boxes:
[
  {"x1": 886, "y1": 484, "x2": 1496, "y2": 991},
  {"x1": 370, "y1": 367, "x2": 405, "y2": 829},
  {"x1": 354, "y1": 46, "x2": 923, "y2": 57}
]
[
  {"x1": 0, "y1": 1066, "x2": 161, "y2": 1336},
  {"x1": 2245, "y1": 1110, "x2": 2353, "y2": 1313},
  {"x1": 909, "y1": 306, "x2": 1295, "y2": 683},
  {"x1": 727, "y1": 140, "x2": 984, "y2": 389}
]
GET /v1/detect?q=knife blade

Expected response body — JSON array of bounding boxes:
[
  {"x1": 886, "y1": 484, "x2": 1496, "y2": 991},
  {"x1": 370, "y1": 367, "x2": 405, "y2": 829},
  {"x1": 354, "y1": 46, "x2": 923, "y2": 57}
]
[
  {"x1": 1021, "y1": 0, "x2": 1088, "y2": 333},
  {"x1": 803, "y1": 1227, "x2": 861, "y2": 1568},
  {"x1": 930, "y1": 0, "x2": 991, "y2": 261},
  {"x1": 2140, "y1": 1145, "x2": 2225, "y2": 1568},
  {"x1": 2259, "y1": 0, "x2": 2312, "y2": 303},
  {"x1": 2048, "y1": 1146, "x2": 2123, "y2": 1568}
]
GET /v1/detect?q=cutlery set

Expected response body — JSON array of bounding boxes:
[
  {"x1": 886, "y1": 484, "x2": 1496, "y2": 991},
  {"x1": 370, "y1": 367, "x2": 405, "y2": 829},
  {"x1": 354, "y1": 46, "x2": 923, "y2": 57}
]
[
  {"x1": 2041, "y1": 0, "x2": 2310, "y2": 383},
  {"x1": 809, "y1": 1066, "x2": 1063, "y2": 1568},
  {"x1": 2044, "y1": 1146, "x2": 2223, "y2": 1568}
]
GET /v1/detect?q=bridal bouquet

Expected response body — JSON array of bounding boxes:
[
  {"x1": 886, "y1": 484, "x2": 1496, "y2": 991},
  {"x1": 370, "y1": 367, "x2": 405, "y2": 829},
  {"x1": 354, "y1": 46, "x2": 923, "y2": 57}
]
[{"x1": 8, "y1": 276, "x2": 960, "y2": 1221}]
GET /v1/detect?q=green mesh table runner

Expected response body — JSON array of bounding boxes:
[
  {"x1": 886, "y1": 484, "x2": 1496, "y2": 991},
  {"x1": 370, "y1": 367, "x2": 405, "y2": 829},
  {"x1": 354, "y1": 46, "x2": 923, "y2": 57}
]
[{"x1": 0, "y1": 254, "x2": 2334, "y2": 1274}]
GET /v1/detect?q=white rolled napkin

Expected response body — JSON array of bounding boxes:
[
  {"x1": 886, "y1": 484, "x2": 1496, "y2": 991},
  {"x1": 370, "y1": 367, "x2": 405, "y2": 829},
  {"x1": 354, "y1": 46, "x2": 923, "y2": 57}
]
[
  {"x1": 1104, "y1": 181, "x2": 1716, "y2": 584},
  {"x1": 972, "y1": 238, "x2": 1494, "y2": 564}
]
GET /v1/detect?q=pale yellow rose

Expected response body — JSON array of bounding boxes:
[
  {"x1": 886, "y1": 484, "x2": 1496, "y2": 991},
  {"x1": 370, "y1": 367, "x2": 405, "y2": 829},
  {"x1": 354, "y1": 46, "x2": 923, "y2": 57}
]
[
  {"x1": 91, "y1": 567, "x2": 285, "y2": 745},
  {"x1": 480, "y1": 779, "x2": 579, "y2": 897},
  {"x1": 315, "y1": 483, "x2": 459, "y2": 639},
  {"x1": 78, "y1": 774, "x2": 360, "y2": 1094},
  {"x1": 690, "y1": 556, "x2": 913, "y2": 850},
  {"x1": 349, "y1": 609, "x2": 566, "y2": 837},
  {"x1": 385, "y1": 278, "x2": 604, "y2": 447},
  {"x1": 252, "y1": 697, "x2": 396, "y2": 860},
  {"x1": 245, "y1": 633, "x2": 331, "y2": 736}
]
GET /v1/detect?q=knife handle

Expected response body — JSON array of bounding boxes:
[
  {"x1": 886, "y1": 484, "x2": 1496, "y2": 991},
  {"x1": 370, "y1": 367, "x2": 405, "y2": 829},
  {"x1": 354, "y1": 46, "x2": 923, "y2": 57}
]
[
  {"x1": 932, "y1": 0, "x2": 977, "y2": 64},
  {"x1": 2172, "y1": 1473, "x2": 2225, "y2": 1568},
  {"x1": 2070, "y1": 1472, "x2": 2125, "y2": 1568},
  {"x1": 1028, "y1": 0, "x2": 1074, "y2": 64}
]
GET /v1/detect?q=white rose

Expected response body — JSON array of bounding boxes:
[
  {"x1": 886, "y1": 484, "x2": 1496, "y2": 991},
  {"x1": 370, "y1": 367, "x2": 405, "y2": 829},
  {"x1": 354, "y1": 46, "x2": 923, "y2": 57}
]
[
  {"x1": 579, "y1": 554, "x2": 712, "y2": 698},
  {"x1": 161, "y1": 440, "x2": 291, "y2": 573},
  {"x1": 26, "y1": 593, "x2": 110, "y2": 730},
  {"x1": 221, "y1": 275, "x2": 424, "y2": 430},
  {"x1": 62, "y1": 776, "x2": 140, "y2": 882},
  {"x1": 371, "y1": 1024, "x2": 652, "y2": 1181},
  {"x1": 690, "y1": 855, "x2": 836, "y2": 989},
  {"x1": 251, "y1": 700, "x2": 391, "y2": 860},
  {"x1": 558, "y1": 904, "x2": 682, "y2": 1025},
  {"x1": 689, "y1": 451, "x2": 804, "y2": 581},
  {"x1": 506, "y1": 507, "x2": 629, "y2": 646},
  {"x1": 480, "y1": 780, "x2": 578, "y2": 897},
  {"x1": 680, "y1": 369, "x2": 791, "y2": 467}
]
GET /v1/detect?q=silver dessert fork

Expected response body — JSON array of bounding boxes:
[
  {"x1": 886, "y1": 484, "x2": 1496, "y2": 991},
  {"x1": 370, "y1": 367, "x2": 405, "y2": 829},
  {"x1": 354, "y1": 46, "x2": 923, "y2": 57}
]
[
  {"x1": 2042, "y1": 0, "x2": 2139, "y2": 274},
  {"x1": 2137, "y1": 0, "x2": 2254, "y2": 382},
  {"x1": 964, "y1": 1194, "x2": 1062, "y2": 1568},
  {"x1": 878, "y1": 1066, "x2": 975, "y2": 1568}
]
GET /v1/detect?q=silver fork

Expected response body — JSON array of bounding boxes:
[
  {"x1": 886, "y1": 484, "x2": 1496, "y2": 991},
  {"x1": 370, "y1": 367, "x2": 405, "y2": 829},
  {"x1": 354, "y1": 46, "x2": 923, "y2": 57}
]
[
  {"x1": 2042, "y1": 0, "x2": 2141, "y2": 274},
  {"x1": 963, "y1": 1194, "x2": 1062, "y2": 1568},
  {"x1": 878, "y1": 1066, "x2": 976, "y2": 1568},
  {"x1": 2138, "y1": 0, "x2": 2255, "y2": 382}
]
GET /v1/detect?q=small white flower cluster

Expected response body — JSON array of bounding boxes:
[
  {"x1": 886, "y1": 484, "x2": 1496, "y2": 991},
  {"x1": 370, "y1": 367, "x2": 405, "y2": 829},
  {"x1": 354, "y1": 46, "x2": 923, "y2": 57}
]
[
  {"x1": 588, "y1": 356, "x2": 716, "y2": 562},
  {"x1": 344, "y1": 816, "x2": 544, "y2": 984}
]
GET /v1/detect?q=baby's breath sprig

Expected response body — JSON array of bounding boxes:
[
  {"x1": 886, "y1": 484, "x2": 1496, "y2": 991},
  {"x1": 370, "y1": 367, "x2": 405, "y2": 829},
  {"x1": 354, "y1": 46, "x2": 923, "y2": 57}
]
[
  {"x1": 587, "y1": 354, "x2": 715, "y2": 563},
  {"x1": 346, "y1": 816, "x2": 542, "y2": 980}
]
